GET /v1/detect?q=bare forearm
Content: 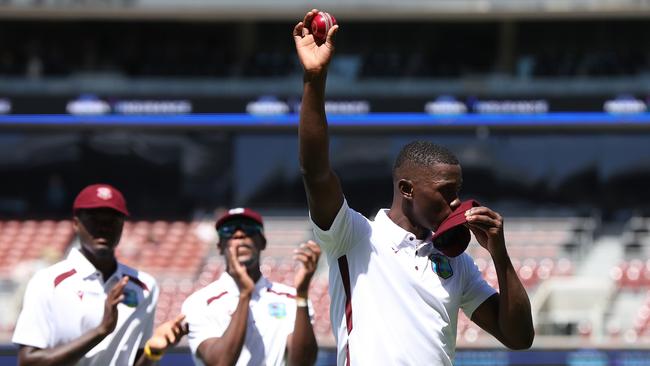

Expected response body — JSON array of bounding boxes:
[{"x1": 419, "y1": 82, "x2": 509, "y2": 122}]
[
  {"x1": 199, "y1": 294, "x2": 251, "y2": 366},
  {"x1": 299, "y1": 73, "x2": 330, "y2": 180},
  {"x1": 492, "y1": 249, "x2": 535, "y2": 349},
  {"x1": 288, "y1": 305, "x2": 318, "y2": 366},
  {"x1": 19, "y1": 328, "x2": 107, "y2": 366}
]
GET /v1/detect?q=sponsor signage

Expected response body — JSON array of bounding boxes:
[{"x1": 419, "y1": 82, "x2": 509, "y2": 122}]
[
  {"x1": 0, "y1": 99, "x2": 12, "y2": 114},
  {"x1": 425, "y1": 96, "x2": 467, "y2": 115},
  {"x1": 246, "y1": 96, "x2": 290, "y2": 115},
  {"x1": 603, "y1": 96, "x2": 647, "y2": 114},
  {"x1": 64, "y1": 95, "x2": 193, "y2": 115},
  {"x1": 1, "y1": 94, "x2": 649, "y2": 128},
  {"x1": 470, "y1": 99, "x2": 549, "y2": 114}
]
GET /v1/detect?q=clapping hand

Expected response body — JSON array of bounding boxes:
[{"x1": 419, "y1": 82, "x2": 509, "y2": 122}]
[{"x1": 293, "y1": 240, "x2": 322, "y2": 297}]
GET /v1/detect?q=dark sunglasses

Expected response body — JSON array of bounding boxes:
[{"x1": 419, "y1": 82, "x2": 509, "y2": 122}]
[{"x1": 217, "y1": 220, "x2": 263, "y2": 238}]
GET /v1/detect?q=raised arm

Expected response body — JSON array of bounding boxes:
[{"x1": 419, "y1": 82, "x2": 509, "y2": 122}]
[
  {"x1": 196, "y1": 242, "x2": 255, "y2": 366},
  {"x1": 465, "y1": 206, "x2": 535, "y2": 350},
  {"x1": 287, "y1": 240, "x2": 321, "y2": 366},
  {"x1": 293, "y1": 9, "x2": 343, "y2": 230},
  {"x1": 18, "y1": 276, "x2": 129, "y2": 366}
]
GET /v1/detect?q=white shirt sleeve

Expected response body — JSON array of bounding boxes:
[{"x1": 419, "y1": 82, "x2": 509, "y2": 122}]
[
  {"x1": 459, "y1": 254, "x2": 497, "y2": 319},
  {"x1": 12, "y1": 271, "x2": 53, "y2": 349},
  {"x1": 182, "y1": 295, "x2": 229, "y2": 356},
  {"x1": 310, "y1": 198, "x2": 369, "y2": 258}
]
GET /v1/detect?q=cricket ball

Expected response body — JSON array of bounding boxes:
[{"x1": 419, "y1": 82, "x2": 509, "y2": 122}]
[{"x1": 311, "y1": 11, "x2": 336, "y2": 43}]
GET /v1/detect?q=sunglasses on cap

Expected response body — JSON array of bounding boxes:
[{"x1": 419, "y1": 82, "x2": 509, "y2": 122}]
[{"x1": 217, "y1": 220, "x2": 263, "y2": 239}]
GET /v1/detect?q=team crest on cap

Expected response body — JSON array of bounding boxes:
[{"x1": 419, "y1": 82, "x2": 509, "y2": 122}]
[
  {"x1": 96, "y1": 187, "x2": 113, "y2": 200},
  {"x1": 430, "y1": 254, "x2": 453, "y2": 279},
  {"x1": 268, "y1": 303, "x2": 287, "y2": 319},
  {"x1": 229, "y1": 208, "x2": 245, "y2": 215}
]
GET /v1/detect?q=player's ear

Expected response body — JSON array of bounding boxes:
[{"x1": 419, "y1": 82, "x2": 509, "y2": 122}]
[
  {"x1": 398, "y1": 179, "x2": 414, "y2": 200},
  {"x1": 72, "y1": 216, "x2": 81, "y2": 233}
]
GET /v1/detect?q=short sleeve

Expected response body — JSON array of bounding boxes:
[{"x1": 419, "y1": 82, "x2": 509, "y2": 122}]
[
  {"x1": 182, "y1": 295, "x2": 229, "y2": 356},
  {"x1": 12, "y1": 271, "x2": 53, "y2": 349},
  {"x1": 459, "y1": 254, "x2": 497, "y2": 319},
  {"x1": 310, "y1": 198, "x2": 369, "y2": 258}
]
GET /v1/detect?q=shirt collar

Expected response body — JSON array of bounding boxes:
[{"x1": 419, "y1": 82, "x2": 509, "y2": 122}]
[
  {"x1": 374, "y1": 209, "x2": 434, "y2": 252},
  {"x1": 67, "y1": 247, "x2": 123, "y2": 281},
  {"x1": 375, "y1": 209, "x2": 433, "y2": 247}
]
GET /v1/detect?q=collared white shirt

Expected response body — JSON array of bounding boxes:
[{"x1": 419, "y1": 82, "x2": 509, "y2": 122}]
[
  {"x1": 183, "y1": 273, "x2": 305, "y2": 366},
  {"x1": 312, "y1": 199, "x2": 496, "y2": 366},
  {"x1": 12, "y1": 248, "x2": 158, "y2": 366}
]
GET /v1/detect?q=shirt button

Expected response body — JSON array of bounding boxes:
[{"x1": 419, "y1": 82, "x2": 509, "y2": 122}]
[
  {"x1": 409, "y1": 236, "x2": 414, "y2": 241},
  {"x1": 415, "y1": 266, "x2": 419, "y2": 270}
]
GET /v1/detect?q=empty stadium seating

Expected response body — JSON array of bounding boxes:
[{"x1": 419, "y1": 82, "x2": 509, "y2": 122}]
[
  {"x1": 0, "y1": 220, "x2": 72, "y2": 277},
  {"x1": 117, "y1": 220, "x2": 209, "y2": 278}
]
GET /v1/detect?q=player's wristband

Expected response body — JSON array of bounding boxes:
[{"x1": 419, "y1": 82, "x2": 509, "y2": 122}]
[
  {"x1": 144, "y1": 341, "x2": 164, "y2": 362},
  {"x1": 296, "y1": 296, "x2": 308, "y2": 308}
]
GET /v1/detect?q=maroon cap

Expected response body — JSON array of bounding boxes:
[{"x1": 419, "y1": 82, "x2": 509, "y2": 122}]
[
  {"x1": 73, "y1": 184, "x2": 129, "y2": 216},
  {"x1": 215, "y1": 207, "x2": 264, "y2": 230},
  {"x1": 432, "y1": 199, "x2": 480, "y2": 257}
]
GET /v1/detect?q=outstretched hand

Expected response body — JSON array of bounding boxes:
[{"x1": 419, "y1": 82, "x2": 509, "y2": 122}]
[
  {"x1": 293, "y1": 240, "x2": 321, "y2": 296},
  {"x1": 147, "y1": 314, "x2": 189, "y2": 353},
  {"x1": 293, "y1": 9, "x2": 339, "y2": 76}
]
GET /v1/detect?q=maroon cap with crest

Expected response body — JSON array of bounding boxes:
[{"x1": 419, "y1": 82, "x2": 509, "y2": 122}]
[
  {"x1": 215, "y1": 207, "x2": 264, "y2": 230},
  {"x1": 73, "y1": 184, "x2": 129, "y2": 216},
  {"x1": 432, "y1": 199, "x2": 481, "y2": 257}
]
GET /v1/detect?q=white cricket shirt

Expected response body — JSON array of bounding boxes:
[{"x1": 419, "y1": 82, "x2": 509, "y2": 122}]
[
  {"x1": 12, "y1": 247, "x2": 158, "y2": 366},
  {"x1": 312, "y1": 199, "x2": 496, "y2": 366},
  {"x1": 182, "y1": 273, "x2": 305, "y2": 366}
]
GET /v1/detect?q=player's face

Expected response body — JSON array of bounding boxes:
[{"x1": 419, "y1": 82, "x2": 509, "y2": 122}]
[
  {"x1": 411, "y1": 163, "x2": 463, "y2": 231},
  {"x1": 74, "y1": 208, "x2": 125, "y2": 259},
  {"x1": 218, "y1": 219, "x2": 265, "y2": 268}
]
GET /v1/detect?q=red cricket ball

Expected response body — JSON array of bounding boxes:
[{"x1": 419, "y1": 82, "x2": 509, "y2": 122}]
[{"x1": 311, "y1": 11, "x2": 337, "y2": 43}]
